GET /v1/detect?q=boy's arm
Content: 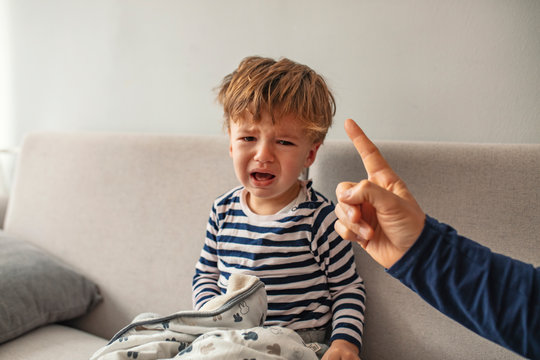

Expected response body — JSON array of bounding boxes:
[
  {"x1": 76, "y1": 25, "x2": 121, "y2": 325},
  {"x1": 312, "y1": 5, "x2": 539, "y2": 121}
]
[
  {"x1": 314, "y1": 204, "x2": 366, "y2": 353},
  {"x1": 192, "y1": 208, "x2": 222, "y2": 309}
]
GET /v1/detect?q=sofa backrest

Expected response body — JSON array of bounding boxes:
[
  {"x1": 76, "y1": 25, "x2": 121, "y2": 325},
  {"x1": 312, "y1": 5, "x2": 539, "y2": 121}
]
[
  {"x1": 4, "y1": 133, "x2": 238, "y2": 340},
  {"x1": 311, "y1": 140, "x2": 540, "y2": 360}
]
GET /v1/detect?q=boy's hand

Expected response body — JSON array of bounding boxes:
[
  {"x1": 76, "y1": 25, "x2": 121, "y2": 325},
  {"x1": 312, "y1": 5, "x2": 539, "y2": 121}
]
[{"x1": 322, "y1": 339, "x2": 360, "y2": 360}]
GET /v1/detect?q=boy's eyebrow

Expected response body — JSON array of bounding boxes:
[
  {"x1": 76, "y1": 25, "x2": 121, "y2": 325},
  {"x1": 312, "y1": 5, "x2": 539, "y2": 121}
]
[
  {"x1": 276, "y1": 132, "x2": 300, "y2": 139},
  {"x1": 274, "y1": 128, "x2": 304, "y2": 140}
]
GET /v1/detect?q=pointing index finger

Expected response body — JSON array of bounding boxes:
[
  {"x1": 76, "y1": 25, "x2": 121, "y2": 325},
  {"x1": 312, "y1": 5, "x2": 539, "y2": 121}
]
[{"x1": 344, "y1": 118, "x2": 399, "y2": 184}]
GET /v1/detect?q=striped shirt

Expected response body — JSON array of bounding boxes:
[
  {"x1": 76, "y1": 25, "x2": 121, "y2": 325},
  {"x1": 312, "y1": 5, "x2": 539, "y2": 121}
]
[{"x1": 192, "y1": 180, "x2": 366, "y2": 349}]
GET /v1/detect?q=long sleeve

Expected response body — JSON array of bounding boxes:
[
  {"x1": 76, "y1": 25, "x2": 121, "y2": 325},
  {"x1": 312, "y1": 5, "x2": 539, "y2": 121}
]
[
  {"x1": 312, "y1": 202, "x2": 366, "y2": 350},
  {"x1": 388, "y1": 215, "x2": 540, "y2": 358},
  {"x1": 192, "y1": 205, "x2": 222, "y2": 309}
]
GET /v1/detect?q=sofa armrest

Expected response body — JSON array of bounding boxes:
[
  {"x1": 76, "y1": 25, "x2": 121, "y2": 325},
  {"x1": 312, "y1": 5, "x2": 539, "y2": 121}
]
[{"x1": 0, "y1": 148, "x2": 17, "y2": 229}]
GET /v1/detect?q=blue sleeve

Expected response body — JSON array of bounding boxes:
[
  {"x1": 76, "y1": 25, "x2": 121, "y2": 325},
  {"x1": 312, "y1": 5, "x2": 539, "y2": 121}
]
[{"x1": 387, "y1": 215, "x2": 540, "y2": 359}]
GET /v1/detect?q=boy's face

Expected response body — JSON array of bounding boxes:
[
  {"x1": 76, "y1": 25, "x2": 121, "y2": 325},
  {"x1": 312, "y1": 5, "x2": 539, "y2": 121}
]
[{"x1": 229, "y1": 111, "x2": 321, "y2": 215}]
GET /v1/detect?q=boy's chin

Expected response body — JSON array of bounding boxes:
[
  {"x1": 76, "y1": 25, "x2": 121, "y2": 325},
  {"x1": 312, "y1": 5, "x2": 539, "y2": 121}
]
[{"x1": 247, "y1": 182, "x2": 300, "y2": 202}]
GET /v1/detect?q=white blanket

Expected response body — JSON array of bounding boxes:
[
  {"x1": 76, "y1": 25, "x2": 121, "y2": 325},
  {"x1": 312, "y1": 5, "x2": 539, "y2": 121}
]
[{"x1": 90, "y1": 274, "x2": 319, "y2": 360}]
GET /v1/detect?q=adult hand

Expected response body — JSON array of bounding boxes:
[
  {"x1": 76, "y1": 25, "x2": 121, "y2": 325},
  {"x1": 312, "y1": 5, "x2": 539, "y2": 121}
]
[{"x1": 334, "y1": 119, "x2": 426, "y2": 268}]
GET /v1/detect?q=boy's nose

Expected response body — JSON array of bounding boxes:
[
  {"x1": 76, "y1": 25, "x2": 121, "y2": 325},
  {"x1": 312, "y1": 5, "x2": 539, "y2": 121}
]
[{"x1": 254, "y1": 142, "x2": 274, "y2": 163}]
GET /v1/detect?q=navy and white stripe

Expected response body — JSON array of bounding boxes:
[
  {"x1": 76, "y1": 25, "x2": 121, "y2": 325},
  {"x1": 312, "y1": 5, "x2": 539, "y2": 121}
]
[{"x1": 192, "y1": 181, "x2": 365, "y2": 349}]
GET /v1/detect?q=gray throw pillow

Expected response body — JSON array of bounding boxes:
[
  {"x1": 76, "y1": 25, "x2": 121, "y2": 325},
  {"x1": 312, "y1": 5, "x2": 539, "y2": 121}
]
[{"x1": 0, "y1": 232, "x2": 102, "y2": 344}]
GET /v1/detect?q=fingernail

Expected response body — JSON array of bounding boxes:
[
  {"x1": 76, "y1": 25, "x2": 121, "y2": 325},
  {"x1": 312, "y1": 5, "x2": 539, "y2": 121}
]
[{"x1": 347, "y1": 208, "x2": 355, "y2": 220}]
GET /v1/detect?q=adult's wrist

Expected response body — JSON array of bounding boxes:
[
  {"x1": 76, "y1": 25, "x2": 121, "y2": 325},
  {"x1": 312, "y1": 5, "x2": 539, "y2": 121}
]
[{"x1": 386, "y1": 214, "x2": 437, "y2": 274}]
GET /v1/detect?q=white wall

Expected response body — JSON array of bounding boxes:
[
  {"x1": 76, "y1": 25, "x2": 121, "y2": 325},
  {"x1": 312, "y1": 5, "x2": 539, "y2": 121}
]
[
  {"x1": 0, "y1": 0, "x2": 14, "y2": 191},
  {"x1": 2, "y1": 0, "x2": 539, "y2": 151}
]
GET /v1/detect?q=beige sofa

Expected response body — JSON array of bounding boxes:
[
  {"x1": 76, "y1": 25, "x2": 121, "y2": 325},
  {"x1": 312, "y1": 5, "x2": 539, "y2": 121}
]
[{"x1": 0, "y1": 132, "x2": 538, "y2": 359}]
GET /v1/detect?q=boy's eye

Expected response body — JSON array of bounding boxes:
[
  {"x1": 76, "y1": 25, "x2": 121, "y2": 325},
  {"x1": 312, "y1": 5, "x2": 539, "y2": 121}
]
[
  {"x1": 242, "y1": 136, "x2": 256, "y2": 142},
  {"x1": 277, "y1": 140, "x2": 294, "y2": 146}
]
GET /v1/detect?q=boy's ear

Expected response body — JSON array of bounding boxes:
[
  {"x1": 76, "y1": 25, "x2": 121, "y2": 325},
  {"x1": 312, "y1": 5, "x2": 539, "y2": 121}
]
[{"x1": 304, "y1": 142, "x2": 322, "y2": 168}]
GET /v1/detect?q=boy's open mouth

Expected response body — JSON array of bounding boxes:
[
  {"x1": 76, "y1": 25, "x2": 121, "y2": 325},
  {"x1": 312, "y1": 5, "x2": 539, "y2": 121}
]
[{"x1": 251, "y1": 172, "x2": 275, "y2": 181}]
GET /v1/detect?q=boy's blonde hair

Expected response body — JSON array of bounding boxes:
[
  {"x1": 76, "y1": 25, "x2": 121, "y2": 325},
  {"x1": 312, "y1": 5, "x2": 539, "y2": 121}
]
[{"x1": 217, "y1": 56, "x2": 336, "y2": 143}]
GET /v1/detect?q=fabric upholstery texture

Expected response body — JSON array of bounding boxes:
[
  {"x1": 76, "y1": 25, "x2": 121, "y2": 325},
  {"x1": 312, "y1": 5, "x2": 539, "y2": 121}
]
[
  {"x1": 0, "y1": 232, "x2": 102, "y2": 344},
  {"x1": 0, "y1": 324, "x2": 107, "y2": 360},
  {"x1": 4, "y1": 133, "x2": 238, "y2": 340}
]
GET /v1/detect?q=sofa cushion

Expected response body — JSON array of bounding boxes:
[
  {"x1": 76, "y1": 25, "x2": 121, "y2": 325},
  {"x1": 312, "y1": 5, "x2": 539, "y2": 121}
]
[
  {"x1": 0, "y1": 232, "x2": 102, "y2": 344},
  {"x1": 0, "y1": 324, "x2": 107, "y2": 360}
]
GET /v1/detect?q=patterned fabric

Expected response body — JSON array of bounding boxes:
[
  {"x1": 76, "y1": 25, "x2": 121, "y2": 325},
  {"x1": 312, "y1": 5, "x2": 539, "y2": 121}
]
[
  {"x1": 91, "y1": 274, "x2": 318, "y2": 360},
  {"x1": 193, "y1": 180, "x2": 365, "y2": 348}
]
